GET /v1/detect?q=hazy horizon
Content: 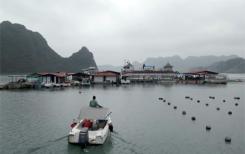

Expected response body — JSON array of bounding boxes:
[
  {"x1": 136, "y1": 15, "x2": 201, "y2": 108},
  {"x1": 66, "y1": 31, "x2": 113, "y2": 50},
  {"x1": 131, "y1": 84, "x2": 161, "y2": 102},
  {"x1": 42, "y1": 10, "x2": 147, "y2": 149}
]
[{"x1": 0, "y1": 0, "x2": 244, "y2": 65}]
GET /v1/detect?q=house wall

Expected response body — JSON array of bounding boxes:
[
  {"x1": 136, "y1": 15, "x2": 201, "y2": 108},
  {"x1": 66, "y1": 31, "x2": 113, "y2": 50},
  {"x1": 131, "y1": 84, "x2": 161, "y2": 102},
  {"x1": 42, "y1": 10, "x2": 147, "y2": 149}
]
[
  {"x1": 94, "y1": 76, "x2": 117, "y2": 83},
  {"x1": 67, "y1": 75, "x2": 73, "y2": 81},
  {"x1": 94, "y1": 77, "x2": 104, "y2": 83},
  {"x1": 106, "y1": 76, "x2": 117, "y2": 82},
  {"x1": 41, "y1": 76, "x2": 51, "y2": 83},
  {"x1": 123, "y1": 73, "x2": 177, "y2": 81},
  {"x1": 54, "y1": 76, "x2": 57, "y2": 83},
  {"x1": 27, "y1": 77, "x2": 39, "y2": 82}
]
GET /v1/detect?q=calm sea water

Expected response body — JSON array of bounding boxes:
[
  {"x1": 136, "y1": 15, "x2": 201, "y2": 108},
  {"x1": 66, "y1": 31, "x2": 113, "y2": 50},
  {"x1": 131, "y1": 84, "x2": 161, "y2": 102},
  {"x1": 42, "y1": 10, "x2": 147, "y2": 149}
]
[{"x1": 0, "y1": 78, "x2": 244, "y2": 154}]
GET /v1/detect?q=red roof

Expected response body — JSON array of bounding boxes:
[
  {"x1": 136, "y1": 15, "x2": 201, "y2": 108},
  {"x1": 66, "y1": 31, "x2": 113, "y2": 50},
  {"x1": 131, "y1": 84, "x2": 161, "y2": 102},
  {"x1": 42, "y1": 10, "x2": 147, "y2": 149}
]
[
  {"x1": 95, "y1": 71, "x2": 120, "y2": 77},
  {"x1": 189, "y1": 70, "x2": 218, "y2": 75},
  {"x1": 122, "y1": 70, "x2": 177, "y2": 74},
  {"x1": 37, "y1": 72, "x2": 67, "y2": 77}
]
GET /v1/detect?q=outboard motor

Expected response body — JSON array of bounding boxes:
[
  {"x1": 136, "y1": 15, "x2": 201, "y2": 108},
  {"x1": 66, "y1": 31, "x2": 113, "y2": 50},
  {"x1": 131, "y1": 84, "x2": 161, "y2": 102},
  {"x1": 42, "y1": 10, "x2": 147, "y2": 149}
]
[
  {"x1": 109, "y1": 124, "x2": 113, "y2": 132},
  {"x1": 79, "y1": 127, "x2": 89, "y2": 146}
]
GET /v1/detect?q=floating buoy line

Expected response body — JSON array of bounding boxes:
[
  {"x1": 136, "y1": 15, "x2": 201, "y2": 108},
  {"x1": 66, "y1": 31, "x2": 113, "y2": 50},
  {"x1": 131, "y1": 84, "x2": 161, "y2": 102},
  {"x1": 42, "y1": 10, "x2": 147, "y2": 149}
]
[{"x1": 156, "y1": 95, "x2": 240, "y2": 144}]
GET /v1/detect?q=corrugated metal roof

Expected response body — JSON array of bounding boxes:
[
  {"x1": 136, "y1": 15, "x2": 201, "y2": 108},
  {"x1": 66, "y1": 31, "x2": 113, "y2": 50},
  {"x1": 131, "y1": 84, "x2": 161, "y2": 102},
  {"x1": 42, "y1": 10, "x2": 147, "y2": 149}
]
[
  {"x1": 190, "y1": 70, "x2": 218, "y2": 75},
  {"x1": 36, "y1": 72, "x2": 67, "y2": 77},
  {"x1": 122, "y1": 70, "x2": 178, "y2": 74},
  {"x1": 95, "y1": 71, "x2": 120, "y2": 77},
  {"x1": 72, "y1": 72, "x2": 90, "y2": 77}
]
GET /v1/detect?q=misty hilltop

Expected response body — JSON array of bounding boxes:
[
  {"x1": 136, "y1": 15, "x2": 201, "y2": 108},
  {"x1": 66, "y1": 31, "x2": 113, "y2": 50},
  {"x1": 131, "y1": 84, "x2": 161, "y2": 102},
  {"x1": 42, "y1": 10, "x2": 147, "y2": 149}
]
[
  {"x1": 207, "y1": 58, "x2": 245, "y2": 73},
  {"x1": 0, "y1": 21, "x2": 97, "y2": 74},
  {"x1": 143, "y1": 55, "x2": 240, "y2": 72}
]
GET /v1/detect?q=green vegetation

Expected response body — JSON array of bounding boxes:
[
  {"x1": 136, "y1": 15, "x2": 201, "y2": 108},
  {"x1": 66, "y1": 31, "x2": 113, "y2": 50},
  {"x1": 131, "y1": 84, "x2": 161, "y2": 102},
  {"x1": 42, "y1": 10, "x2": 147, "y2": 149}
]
[{"x1": 0, "y1": 21, "x2": 97, "y2": 74}]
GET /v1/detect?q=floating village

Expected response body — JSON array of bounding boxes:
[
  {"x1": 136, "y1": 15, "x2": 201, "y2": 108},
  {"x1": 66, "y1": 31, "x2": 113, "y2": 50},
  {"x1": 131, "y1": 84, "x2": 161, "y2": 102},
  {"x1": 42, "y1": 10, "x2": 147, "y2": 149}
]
[
  {"x1": 0, "y1": 62, "x2": 243, "y2": 147},
  {"x1": 0, "y1": 61, "x2": 242, "y2": 90}
]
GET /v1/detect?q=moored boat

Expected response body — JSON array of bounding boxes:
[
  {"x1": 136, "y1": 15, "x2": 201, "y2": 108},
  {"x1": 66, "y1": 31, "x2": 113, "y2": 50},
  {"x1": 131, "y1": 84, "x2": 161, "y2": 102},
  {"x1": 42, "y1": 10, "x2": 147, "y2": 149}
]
[
  {"x1": 53, "y1": 83, "x2": 61, "y2": 87},
  {"x1": 81, "y1": 79, "x2": 91, "y2": 86},
  {"x1": 121, "y1": 79, "x2": 130, "y2": 84},
  {"x1": 204, "y1": 74, "x2": 227, "y2": 84},
  {"x1": 61, "y1": 82, "x2": 71, "y2": 87},
  {"x1": 43, "y1": 82, "x2": 53, "y2": 88}
]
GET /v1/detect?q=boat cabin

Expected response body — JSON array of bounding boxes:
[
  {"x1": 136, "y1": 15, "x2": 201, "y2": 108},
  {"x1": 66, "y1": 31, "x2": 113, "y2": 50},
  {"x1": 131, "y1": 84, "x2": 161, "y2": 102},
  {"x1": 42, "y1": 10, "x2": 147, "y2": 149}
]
[{"x1": 76, "y1": 107, "x2": 111, "y2": 131}]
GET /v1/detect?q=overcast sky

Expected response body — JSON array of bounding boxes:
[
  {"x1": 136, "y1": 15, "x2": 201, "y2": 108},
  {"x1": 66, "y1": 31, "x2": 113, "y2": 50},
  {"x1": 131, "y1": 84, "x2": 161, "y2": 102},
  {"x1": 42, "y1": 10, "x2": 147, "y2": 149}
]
[{"x1": 0, "y1": 0, "x2": 244, "y2": 65}]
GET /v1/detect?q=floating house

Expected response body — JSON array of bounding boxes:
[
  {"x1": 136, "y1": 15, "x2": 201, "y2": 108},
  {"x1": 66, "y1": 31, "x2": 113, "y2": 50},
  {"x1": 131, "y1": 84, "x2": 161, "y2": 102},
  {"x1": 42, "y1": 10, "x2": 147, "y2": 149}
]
[
  {"x1": 179, "y1": 70, "x2": 227, "y2": 84},
  {"x1": 121, "y1": 62, "x2": 178, "y2": 83},
  {"x1": 8, "y1": 75, "x2": 27, "y2": 82},
  {"x1": 28, "y1": 72, "x2": 68, "y2": 85},
  {"x1": 160, "y1": 63, "x2": 178, "y2": 83},
  {"x1": 71, "y1": 72, "x2": 90, "y2": 81},
  {"x1": 4, "y1": 75, "x2": 33, "y2": 89},
  {"x1": 92, "y1": 71, "x2": 120, "y2": 84},
  {"x1": 199, "y1": 70, "x2": 227, "y2": 84},
  {"x1": 82, "y1": 67, "x2": 97, "y2": 75},
  {"x1": 71, "y1": 72, "x2": 92, "y2": 86}
]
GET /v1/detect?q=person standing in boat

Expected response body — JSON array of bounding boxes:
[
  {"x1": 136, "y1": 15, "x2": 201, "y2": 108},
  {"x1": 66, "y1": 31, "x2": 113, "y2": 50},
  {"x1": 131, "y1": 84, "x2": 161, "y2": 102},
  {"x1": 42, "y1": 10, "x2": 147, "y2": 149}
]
[{"x1": 89, "y1": 96, "x2": 102, "y2": 108}]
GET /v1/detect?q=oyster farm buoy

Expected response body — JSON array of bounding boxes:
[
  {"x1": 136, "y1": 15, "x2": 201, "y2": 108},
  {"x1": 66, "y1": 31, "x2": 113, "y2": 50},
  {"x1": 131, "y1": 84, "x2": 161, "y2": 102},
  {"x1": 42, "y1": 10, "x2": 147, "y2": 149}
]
[
  {"x1": 225, "y1": 137, "x2": 231, "y2": 143},
  {"x1": 206, "y1": 125, "x2": 211, "y2": 131},
  {"x1": 191, "y1": 117, "x2": 196, "y2": 121},
  {"x1": 182, "y1": 111, "x2": 186, "y2": 115}
]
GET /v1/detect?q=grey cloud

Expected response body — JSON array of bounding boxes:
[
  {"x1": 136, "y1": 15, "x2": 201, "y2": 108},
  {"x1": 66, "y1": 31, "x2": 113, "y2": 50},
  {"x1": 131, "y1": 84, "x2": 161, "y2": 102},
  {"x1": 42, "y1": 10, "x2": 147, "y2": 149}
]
[{"x1": 0, "y1": 0, "x2": 244, "y2": 65}]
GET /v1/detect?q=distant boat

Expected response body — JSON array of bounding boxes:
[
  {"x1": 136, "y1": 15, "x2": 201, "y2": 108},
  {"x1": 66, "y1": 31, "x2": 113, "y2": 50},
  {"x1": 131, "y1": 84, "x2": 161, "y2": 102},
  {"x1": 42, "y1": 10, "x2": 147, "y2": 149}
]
[
  {"x1": 71, "y1": 81, "x2": 80, "y2": 86},
  {"x1": 68, "y1": 106, "x2": 113, "y2": 145},
  {"x1": 43, "y1": 82, "x2": 53, "y2": 88},
  {"x1": 61, "y1": 82, "x2": 71, "y2": 87},
  {"x1": 81, "y1": 79, "x2": 91, "y2": 86},
  {"x1": 0, "y1": 83, "x2": 6, "y2": 89},
  {"x1": 121, "y1": 79, "x2": 130, "y2": 84},
  {"x1": 53, "y1": 83, "x2": 61, "y2": 87},
  {"x1": 204, "y1": 74, "x2": 227, "y2": 84}
]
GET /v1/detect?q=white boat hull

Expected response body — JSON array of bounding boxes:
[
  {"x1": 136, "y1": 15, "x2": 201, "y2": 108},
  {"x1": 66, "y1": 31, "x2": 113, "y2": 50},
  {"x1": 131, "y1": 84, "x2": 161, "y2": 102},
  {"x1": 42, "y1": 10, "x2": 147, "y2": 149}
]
[
  {"x1": 68, "y1": 118, "x2": 112, "y2": 145},
  {"x1": 43, "y1": 83, "x2": 53, "y2": 88},
  {"x1": 205, "y1": 79, "x2": 227, "y2": 84},
  {"x1": 121, "y1": 80, "x2": 130, "y2": 84},
  {"x1": 61, "y1": 83, "x2": 71, "y2": 87}
]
